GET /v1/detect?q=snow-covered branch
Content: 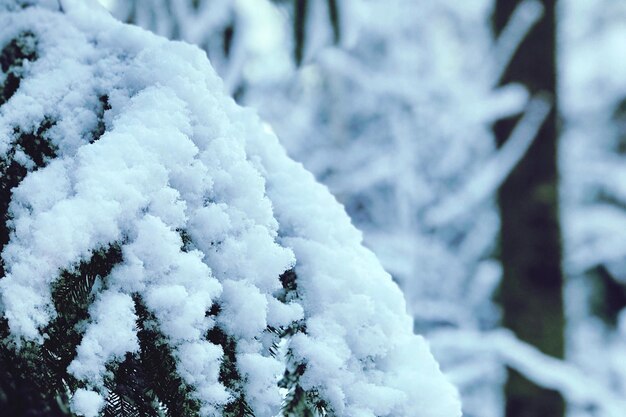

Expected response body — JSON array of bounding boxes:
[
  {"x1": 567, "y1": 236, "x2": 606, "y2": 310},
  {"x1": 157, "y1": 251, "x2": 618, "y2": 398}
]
[{"x1": 0, "y1": 1, "x2": 460, "y2": 417}]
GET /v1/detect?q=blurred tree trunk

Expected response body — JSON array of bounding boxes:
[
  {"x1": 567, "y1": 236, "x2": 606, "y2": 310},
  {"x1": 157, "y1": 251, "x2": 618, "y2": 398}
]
[{"x1": 492, "y1": 1, "x2": 565, "y2": 417}]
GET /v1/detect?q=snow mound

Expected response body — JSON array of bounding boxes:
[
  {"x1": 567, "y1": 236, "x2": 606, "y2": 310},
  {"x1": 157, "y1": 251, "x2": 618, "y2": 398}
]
[{"x1": 0, "y1": 1, "x2": 461, "y2": 416}]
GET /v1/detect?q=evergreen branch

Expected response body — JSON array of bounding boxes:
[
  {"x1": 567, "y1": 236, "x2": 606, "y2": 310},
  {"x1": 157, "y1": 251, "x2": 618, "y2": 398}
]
[
  {"x1": 206, "y1": 320, "x2": 254, "y2": 417},
  {"x1": 132, "y1": 296, "x2": 201, "y2": 417}
]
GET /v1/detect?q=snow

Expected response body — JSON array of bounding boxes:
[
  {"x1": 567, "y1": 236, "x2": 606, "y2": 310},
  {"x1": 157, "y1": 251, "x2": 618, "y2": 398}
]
[
  {"x1": 68, "y1": 290, "x2": 139, "y2": 386},
  {"x1": 432, "y1": 329, "x2": 626, "y2": 417},
  {"x1": 71, "y1": 388, "x2": 106, "y2": 417},
  {"x1": 0, "y1": 1, "x2": 461, "y2": 416},
  {"x1": 559, "y1": 0, "x2": 626, "y2": 414},
  {"x1": 426, "y1": 94, "x2": 551, "y2": 227}
]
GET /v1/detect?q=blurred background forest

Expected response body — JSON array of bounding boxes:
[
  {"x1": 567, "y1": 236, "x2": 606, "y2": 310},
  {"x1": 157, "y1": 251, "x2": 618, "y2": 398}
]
[{"x1": 96, "y1": 0, "x2": 626, "y2": 416}]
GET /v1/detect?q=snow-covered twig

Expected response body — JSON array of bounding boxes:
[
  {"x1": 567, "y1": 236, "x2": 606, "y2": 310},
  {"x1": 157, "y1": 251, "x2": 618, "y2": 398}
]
[
  {"x1": 492, "y1": 0, "x2": 544, "y2": 84},
  {"x1": 425, "y1": 93, "x2": 552, "y2": 227},
  {"x1": 432, "y1": 329, "x2": 626, "y2": 417}
]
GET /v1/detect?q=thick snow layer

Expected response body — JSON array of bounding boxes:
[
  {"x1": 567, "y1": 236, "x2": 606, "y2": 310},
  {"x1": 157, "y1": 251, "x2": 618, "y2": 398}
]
[{"x1": 0, "y1": 1, "x2": 460, "y2": 416}]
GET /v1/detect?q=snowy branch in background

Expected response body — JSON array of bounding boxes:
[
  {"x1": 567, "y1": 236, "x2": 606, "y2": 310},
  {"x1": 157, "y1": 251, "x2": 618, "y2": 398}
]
[
  {"x1": 431, "y1": 329, "x2": 626, "y2": 417},
  {"x1": 426, "y1": 93, "x2": 552, "y2": 227},
  {"x1": 492, "y1": 0, "x2": 544, "y2": 83}
]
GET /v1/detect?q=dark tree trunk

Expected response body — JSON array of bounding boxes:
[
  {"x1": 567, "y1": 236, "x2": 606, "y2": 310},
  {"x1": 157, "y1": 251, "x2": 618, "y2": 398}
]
[{"x1": 492, "y1": 1, "x2": 565, "y2": 417}]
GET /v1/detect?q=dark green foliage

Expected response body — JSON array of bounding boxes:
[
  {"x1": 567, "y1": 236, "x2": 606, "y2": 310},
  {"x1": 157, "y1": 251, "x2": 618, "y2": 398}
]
[
  {"x1": 91, "y1": 296, "x2": 203, "y2": 417},
  {"x1": 43, "y1": 245, "x2": 124, "y2": 395},
  {"x1": 280, "y1": 378, "x2": 317, "y2": 417},
  {"x1": 0, "y1": 244, "x2": 123, "y2": 417},
  {"x1": 277, "y1": 269, "x2": 298, "y2": 304},
  {"x1": 0, "y1": 31, "x2": 56, "y2": 277},
  {"x1": 279, "y1": 349, "x2": 328, "y2": 417},
  {"x1": 277, "y1": 321, "x2": 329, "y2": 417},
  {"x1": 0, "y1": 31, "x2": 67, "y2": 417},
  {"x1": 1, "y1": 246, "x2": 208, "y2": 417},
  {"x1": 206, "y1": 318, "x2": 254, "y2": 417},
  {"x1": 103, "y1": 354, "x2": 154, "y2": 417},
  {"x1": 177, "y1": 229, "x2": 194, "y2": 252},
  {"x1": 0, "y1": 31, "x2": 37, "y2": 106},
  {"x1": 274, "y1": 269, "x2": 328, "y2": 417},
  {"x1": 130, "y1": 297, "x2": 201, "y2": 417},
  {"x1": 91, "y1": 95, "x2": 111, "y2": 143},
  {"x1": 0, "y1": 118, "x2": 58, "y2": 275},
  {"x1": 103, "y1": 390, "x2": 144, "y2": 417},
  {"x1": 0, "y1": 318, "x2": 72, "y2": 417}
]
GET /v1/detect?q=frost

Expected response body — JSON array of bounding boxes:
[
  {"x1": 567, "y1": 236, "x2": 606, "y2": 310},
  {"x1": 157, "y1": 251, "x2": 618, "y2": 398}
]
[{"x1": 0, "y1": 1, "x2": 460, "y2": 416}]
